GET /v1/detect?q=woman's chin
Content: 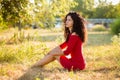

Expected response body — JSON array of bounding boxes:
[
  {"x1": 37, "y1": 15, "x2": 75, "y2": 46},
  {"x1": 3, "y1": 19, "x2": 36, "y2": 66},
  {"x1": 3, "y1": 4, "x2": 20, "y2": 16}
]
[{"x1": 66, "y1": 26, "x2": 70, "y2": 28}]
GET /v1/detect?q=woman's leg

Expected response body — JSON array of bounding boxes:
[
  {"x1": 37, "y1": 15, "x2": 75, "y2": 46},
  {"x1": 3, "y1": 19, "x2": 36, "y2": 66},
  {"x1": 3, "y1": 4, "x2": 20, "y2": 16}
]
[{"x1": 32, "y1": 46, "x2": 63, "y2": 68}]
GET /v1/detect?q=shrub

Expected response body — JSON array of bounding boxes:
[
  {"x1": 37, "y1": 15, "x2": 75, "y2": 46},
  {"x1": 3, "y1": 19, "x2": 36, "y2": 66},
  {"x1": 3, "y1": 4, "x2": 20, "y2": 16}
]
[
  {"x1": 111, "y1": 34, "x2": 120, "y2": 66},
  {"x1": 110, "y1": 19, "x2": 120, "y2": 35},
  {"x1": 0, "y1": 42, "x2": 49, "y2": 64},
  {"x1": 91, "y1": 24, "x2": 106, "y2": 31},
  {"x1": 111, "y1": 33, "x2": 120, "y2": 46}
]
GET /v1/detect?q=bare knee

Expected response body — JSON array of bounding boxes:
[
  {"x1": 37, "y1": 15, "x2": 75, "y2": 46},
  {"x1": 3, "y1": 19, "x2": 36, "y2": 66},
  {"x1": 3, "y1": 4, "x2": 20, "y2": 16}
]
[
  {"x1": 47, "y1": 52, "x2": 55, "y2": 57},
  {"x1": 47, "y1": 50, "x2": 56, "y2": 56},
  {"x1": 47, "y1": 46, "x2": 63, "y2": 56}
]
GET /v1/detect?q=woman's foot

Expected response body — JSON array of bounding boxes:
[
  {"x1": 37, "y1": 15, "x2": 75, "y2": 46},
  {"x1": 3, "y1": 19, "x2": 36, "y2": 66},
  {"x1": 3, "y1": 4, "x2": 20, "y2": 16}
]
[{"x1": 30, "y1": 65, "x2": 43, "y2": 69}]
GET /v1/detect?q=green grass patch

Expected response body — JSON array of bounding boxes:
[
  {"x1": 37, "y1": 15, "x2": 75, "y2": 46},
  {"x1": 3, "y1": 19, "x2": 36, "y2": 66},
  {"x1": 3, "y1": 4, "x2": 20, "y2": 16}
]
[{"x1": 87, "y1": 32, "x2": 112, "y2": 46}]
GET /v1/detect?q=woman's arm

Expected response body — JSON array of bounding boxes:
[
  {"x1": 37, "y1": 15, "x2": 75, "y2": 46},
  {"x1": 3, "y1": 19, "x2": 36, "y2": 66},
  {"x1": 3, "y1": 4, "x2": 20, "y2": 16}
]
[
  {"x1": 63, "y1": 34, "x2": 78, "y2": 55},
  {"x1": 59, "y1": 42, "x2": 67, "y2": 49}
]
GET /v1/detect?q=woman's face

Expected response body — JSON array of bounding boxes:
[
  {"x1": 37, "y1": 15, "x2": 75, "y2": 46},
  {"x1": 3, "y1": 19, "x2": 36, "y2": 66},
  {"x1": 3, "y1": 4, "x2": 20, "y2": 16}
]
[{"x1": 65, "y1": 15, "x2": 73, "y2": 29}]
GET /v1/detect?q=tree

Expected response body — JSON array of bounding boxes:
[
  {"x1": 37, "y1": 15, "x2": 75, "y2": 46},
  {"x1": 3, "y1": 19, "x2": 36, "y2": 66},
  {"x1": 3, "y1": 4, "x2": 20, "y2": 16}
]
[
  {"x1": 32, "y1": 0, "x2": 77, "y2": 28},
  {"x1": 71, "y1": 0, "x2": 120, "y2": 19},
  {"x1": 92, "y1": 0, "x2": 120, "y2": 18},
  {"x1": 114, "y1": 3, "x2": 120, "y2": 18},
  {"x1": 71, "y1": 0, "x2": 94, "y2": 18},
  {"x1": 0, "y1": 0, "x2": 31, "y2": 30},
  {"x1": 0, "y1": 0, "x2": 77, "y2": 29},
  {"x1": 110, "y1": 19, "x2": 120, "y2": 35}
]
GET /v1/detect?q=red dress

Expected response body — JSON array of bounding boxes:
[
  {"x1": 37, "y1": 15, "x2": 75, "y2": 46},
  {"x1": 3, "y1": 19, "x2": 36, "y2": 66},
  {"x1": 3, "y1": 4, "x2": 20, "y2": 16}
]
[{"x1": 59, "y1": 34, "x2": 86, "y2": 71}]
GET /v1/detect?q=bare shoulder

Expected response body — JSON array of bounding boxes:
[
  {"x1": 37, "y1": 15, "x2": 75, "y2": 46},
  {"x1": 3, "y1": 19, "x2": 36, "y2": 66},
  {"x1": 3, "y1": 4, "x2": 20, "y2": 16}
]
[{"x1": 71, "y1": 32, "x2": 78, "y2": 36}]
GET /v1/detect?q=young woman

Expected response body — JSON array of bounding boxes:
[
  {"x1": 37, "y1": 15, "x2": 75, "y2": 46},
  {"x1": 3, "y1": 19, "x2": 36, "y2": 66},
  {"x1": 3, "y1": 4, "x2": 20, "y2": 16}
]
[{"x1": 32, "y1": 11, "x2": 87, "y2": 71}]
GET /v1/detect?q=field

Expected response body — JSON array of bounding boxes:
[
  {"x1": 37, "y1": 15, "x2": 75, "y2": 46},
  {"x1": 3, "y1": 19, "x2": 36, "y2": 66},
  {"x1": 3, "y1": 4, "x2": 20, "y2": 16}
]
[{"x1": 0, "y1": 28, "x2": 120, "y2": 80}]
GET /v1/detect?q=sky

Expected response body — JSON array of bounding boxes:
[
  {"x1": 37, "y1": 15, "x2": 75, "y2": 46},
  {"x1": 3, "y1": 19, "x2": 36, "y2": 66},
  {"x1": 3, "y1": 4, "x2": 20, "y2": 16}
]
[
  {"x1": 30, "y1": 0, "x2": 34, "y2": 3},
  {"x1": 95, "y1": 0, "x2": 120, "y2": 5},
  {"x1": 30, "y1": 0, "x2": 120, "y2": 5}
]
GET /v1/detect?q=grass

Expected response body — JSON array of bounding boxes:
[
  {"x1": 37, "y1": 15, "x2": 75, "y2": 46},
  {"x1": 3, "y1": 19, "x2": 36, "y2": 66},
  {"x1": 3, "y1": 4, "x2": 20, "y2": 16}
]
[
  {"x1": 0, "y1": 28, "x2": 120, "y2": 80},
  {"x1": 87, "y1": 32, "x2": 112, "y2": 46}
]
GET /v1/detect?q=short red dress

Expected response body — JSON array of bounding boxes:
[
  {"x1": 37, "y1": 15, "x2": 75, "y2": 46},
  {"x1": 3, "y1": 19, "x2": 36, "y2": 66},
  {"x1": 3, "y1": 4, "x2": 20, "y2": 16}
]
[{"x1": 59, "y1": 34, "x2": 86, "y2": 71}]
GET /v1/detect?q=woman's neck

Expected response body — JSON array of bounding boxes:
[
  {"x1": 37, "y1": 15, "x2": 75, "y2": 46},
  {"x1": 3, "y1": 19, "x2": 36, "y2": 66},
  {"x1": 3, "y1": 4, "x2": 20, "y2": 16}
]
[{"x1": 69, "y1": 27, "x2": 72, "y2": 33}]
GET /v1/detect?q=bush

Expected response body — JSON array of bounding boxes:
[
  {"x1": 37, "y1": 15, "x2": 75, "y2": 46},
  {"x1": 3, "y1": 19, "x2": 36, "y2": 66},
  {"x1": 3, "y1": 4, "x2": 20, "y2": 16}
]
[
  {"x1": 111, "y1": 34, "x2": 120, "y2": 66},
  {"x1": 91, "y1": 24, "x2": 106, "y2": 31},
  {"x1": 110, "y1": 19, "x2": 120, "y2": 35},
  {"x1": 0, "y1": 42, "x2": 49, "y2": 64},
  {"x1": 111, "y1": 33, "x2": 120, "y2": 46}
]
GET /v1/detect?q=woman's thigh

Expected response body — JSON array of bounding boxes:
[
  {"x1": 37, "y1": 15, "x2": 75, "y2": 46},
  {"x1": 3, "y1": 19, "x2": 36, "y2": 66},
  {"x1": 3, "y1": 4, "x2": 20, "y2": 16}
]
[{"x1": 59, "y1": 56, "x2": 72, "y2": 70}]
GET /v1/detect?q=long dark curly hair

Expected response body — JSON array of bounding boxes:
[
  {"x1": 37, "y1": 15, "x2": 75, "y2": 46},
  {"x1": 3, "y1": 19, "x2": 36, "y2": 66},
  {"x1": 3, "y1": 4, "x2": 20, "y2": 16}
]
[{"x1": 64, "y1": 11, "x2": 87, "y2": 43}]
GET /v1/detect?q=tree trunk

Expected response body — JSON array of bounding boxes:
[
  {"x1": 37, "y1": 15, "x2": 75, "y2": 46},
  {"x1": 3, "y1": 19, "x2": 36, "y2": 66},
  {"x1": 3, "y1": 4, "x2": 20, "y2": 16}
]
[{"x1": 18, "y1": 20, "x2": 22, "y2": 31}]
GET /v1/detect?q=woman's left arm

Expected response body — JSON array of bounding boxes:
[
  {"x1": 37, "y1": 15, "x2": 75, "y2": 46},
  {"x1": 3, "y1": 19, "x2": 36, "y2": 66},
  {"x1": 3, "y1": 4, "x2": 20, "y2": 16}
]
[
  {"x1": 63, "y1": 35, "x2": 78, "y2": 55},
  {"x1": 59, "y1": 42, "x2": 67, "y2": 49}
]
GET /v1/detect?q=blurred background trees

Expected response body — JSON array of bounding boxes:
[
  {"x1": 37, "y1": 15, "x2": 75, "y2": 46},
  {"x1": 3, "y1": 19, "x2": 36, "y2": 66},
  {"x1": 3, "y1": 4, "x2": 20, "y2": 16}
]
[
  {"x1": 32, "y1": 0, "x2": 77, "y2": 28},
  {"x1": 0, "y1": 0, "x2": 30, "y2": 30},
  {"x1": 0, "y1": 0, "x2": 76, "y2": 30}
]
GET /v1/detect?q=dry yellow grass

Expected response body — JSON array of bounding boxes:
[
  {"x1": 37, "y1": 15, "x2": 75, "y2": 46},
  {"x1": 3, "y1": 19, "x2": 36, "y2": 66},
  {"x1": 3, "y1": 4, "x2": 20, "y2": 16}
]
[{"x1": 0, "y1": 28, "x2": 120, "y2": 80}]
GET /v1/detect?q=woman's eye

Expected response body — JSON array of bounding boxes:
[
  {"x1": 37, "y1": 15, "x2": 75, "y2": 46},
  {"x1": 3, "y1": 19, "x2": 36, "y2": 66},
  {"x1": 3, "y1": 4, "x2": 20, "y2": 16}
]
[{"x1": 67, "y1": 19, "x2": 71, "y2": 21}]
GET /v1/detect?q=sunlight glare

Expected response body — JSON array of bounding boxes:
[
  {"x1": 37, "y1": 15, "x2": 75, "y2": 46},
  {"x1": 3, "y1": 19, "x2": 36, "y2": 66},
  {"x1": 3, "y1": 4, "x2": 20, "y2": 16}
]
[
  {"x1": 95, "y1": 0, "x2": 120, "y2": 5},
  {"x1": 30, "y1": 0, "x2": 34, "y2": 3}
]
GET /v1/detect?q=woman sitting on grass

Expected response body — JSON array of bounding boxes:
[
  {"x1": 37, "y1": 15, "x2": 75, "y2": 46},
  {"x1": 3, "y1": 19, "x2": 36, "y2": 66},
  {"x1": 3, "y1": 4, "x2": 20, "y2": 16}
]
[{"x1": 32, "y1": 11, "x2": 87, "y2": 71}]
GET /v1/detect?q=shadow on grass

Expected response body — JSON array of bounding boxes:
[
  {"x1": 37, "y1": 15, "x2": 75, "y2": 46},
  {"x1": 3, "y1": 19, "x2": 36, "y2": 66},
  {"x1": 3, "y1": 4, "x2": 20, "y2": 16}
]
[
  {"x1": 18, "y1": 67, "x2": 65, "y2": 80},
  {"x1": 18, "y1": 67, "x2": 44, "y2": 80},
  {"x1": 93, "y1": 66, "x2": 120, "y2": 73},
  {"x1": 93, "y1": 66, "x2": 120, "y2": 78}
]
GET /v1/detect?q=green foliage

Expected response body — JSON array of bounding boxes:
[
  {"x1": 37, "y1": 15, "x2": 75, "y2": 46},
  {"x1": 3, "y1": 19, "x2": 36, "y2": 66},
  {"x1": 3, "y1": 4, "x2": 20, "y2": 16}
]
[
  {"x1": 0, "y1": 48, "x2": 16, "y2": 63},
  {"x1": 0, "y1": 42, "x2": 49, "y2": 64},
  {"x1": 0, "y1": 0, "x2": 77, "y2": 29},
  {"x1": 114, "y1": 3, "x2": 120, "y2": 18},
  {"x1": 0, "y1": 0, "x2": 32, "y2": 30},
  {"x1": 0, "y1": 15, "x2": 8, "y2": 30},
  {"x1": 105, "y1": 4, "x2": 117, "y2": 18},
  {"x1": 72, "y1": 0, "x2": 94, "y2": 18},
  {"x1": 1, "y1": 0, "x2": 30, "y2": 21},
  {"x1": 72, "y1": 0, "x2": 120, "y2": 18},
  {"x1": 92, "y1": 1, "x2": 118, "y2": 18},
  {"x1": 0, "y1": 0, "x2": 120, "y2": 30},
  {"x1": 93, "y1": 2, "x2": 120, "y2": 18},
  {"x1": 33, "y1": 0, "x2": 77, "y2": 28},
  {"x1": 110, "y1": 19, "x2": 120, "y2": 35},
  {"x1": 111, "y1": 34, "x2": 120, "y2": 46},
  {"x1": 111, "y1": 34, "x2": 120, "y2": 66},
  {"x1": 91, "y1": 25, "x2": 106, "y2": 31}
]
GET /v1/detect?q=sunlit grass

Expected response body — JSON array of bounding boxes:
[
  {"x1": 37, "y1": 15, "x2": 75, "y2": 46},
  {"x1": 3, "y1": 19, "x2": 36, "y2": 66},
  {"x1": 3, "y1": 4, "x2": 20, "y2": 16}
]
[{"x1": 0, "y1": 28, "x2": 120, "y2": 80}]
